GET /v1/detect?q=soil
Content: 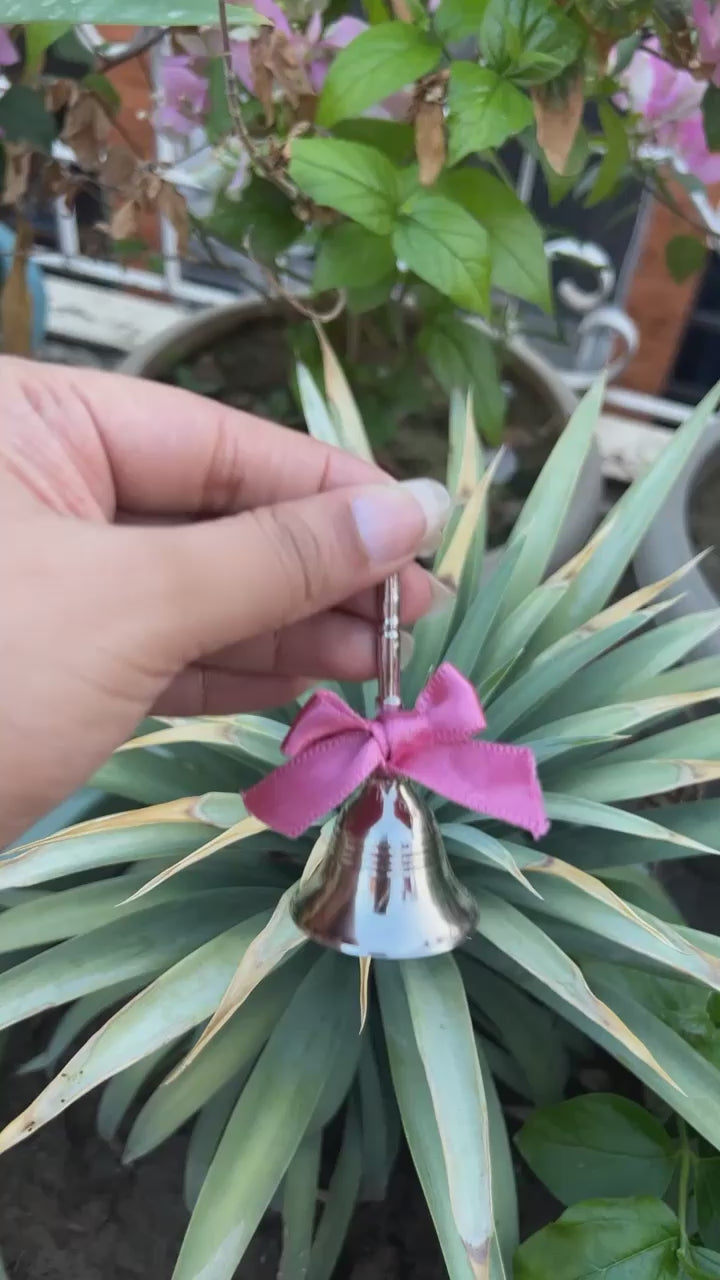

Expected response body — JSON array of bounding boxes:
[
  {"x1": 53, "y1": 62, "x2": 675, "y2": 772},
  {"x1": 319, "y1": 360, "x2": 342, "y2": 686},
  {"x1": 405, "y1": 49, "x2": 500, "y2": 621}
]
[
  {"x1": 689, "y1": 454, "x2": 720, "y2": 598},
  {"x1": 163, "y1": 312, "x2": 565, "y2": 550},
  {"x1": 0, "y1": 1033, "x2": 447, "y2": 1280}
]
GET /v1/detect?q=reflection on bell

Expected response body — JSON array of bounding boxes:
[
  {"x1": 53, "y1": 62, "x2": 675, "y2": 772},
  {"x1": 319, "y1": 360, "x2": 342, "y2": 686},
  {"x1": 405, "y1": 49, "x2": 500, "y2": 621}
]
[{"x1": 291, "y1": 773, "x2": 478, "y2": 959}]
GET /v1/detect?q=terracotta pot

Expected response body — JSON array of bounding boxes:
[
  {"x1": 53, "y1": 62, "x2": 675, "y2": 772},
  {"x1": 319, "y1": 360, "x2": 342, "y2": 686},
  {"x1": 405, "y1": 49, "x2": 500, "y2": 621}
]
[{"x1": 120, "y1": 297, "x2": 604, "y2": 573}]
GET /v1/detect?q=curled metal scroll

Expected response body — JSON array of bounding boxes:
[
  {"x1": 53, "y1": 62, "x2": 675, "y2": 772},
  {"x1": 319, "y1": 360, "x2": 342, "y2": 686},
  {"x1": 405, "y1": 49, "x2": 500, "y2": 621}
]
[{"x1": 544, "y1": 236, "x2": 639, "y2": 386}]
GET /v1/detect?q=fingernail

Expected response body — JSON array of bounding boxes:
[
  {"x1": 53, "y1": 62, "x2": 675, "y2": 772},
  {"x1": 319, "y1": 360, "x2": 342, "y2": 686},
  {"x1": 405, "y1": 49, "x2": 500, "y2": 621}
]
[
  {"x1": 400, "y1": 631, "x2": 415, "y2": 669},
  {"x1": 352, "y1": 479, "x2": 452, "y2": 564},
  {"x1": 427, "y1": 576, "x2": 457, "y2": 617}
]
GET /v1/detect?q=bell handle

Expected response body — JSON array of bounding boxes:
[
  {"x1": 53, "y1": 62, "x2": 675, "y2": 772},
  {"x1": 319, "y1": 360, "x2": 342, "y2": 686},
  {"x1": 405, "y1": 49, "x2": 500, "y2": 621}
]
[{"x1": 378, "y1": 573, "x2": 401, "y2": 710}]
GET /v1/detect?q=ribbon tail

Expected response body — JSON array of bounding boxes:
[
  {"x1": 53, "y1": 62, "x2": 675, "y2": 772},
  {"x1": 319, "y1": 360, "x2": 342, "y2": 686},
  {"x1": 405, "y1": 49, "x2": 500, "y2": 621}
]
[
  {"x1": 405, "y1": 740, "x2": 550, "y2": 840},
  {"x1": 244, "y1": 732, "x2": 380, "y2": 838}
]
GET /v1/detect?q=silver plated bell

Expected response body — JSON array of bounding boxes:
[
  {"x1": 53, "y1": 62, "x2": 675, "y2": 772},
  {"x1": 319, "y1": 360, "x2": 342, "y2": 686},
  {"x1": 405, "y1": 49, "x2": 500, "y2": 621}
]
[{"x1": 291, "y1": 575, "x2": 478, "y2": 958}]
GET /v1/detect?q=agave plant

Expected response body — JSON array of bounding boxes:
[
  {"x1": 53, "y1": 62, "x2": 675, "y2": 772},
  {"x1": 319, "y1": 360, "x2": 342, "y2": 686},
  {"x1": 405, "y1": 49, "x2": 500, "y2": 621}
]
[{"x1": 2, "y1": 349, "x2": 720, "y2": 1280}]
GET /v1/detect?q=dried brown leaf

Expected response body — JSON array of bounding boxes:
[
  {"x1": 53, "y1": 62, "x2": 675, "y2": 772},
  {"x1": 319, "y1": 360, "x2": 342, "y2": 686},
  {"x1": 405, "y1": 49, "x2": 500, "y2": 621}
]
[
  {"x1": 531, "y1": 75, "x2": 584, "y2": 174},
  {"x1": 251, "y1": 28, "x2": 276, "y2": 124},
  {"x1": 1, "y1": 219, "x2": 34, "y2": 357},
  {"x1": 415, "y1": 100, "x2": 446, "y2": 186},
  {"x1": 61, "y1": 91, "x2": 111, "y2": 171},
  {"x1": 45, "y1": 79, "x2": 75, "y2": 114},
  {"x1": 109, "y1": 198, "x2": 139, "y2": 241},
  {"x1": 157, "y1": 181, "x2": 189, "y2": 258},
  {"x1": 265, "y1": 28, "x2": 312, "y2": 107},
  {"x1": 390, "y1": 0, "x2": 414, "y2": 18},
  {"x1": 2, "y1": 144, "x2": 31, "y2": 206},
  {"x1": 100, "y1": 146, "x2": 138, "y2": 195}
]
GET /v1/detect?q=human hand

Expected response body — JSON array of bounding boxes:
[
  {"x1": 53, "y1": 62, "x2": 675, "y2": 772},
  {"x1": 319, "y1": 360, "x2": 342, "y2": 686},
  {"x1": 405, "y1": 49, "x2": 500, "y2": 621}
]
[{"x1": 0, "y1": 357, "x2": 453, "y2": 847}]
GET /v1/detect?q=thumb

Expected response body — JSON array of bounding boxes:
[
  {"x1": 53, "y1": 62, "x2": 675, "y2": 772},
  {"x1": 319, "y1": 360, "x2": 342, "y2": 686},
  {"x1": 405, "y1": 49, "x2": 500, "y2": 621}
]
[{"x1": 126, "y1": 477, "x2": 451, "y2": 663}]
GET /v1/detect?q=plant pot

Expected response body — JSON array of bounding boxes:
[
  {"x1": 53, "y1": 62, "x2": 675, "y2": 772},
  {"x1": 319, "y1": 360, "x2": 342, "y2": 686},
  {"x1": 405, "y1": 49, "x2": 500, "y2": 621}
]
[
  {"x1": 120, "y1": 298, "x2": 603, "y2": 571},
  {"x1": 634, "y1": 420, "x2": 720, "y2": 658}
]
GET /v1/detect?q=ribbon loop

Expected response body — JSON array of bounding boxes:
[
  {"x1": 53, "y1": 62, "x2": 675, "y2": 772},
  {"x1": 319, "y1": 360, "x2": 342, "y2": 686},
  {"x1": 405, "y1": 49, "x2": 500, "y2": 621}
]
[{"x1": 245, "y1": 662, "x2": 549, "y2": 841}]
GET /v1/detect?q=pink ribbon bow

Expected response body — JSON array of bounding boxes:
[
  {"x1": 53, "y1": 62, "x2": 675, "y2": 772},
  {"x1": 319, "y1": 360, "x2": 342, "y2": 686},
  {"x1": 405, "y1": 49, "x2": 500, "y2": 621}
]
[{"x1": 244, "y1": 662, "x2": 549, "y2": 840}]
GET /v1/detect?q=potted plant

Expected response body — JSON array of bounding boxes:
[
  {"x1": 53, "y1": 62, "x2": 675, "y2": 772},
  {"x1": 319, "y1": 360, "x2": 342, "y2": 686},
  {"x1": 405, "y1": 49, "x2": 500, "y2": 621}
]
[
  {"x1": 0, "y1": 7, "x2": 713, "y2": 560},
  {"x1": 2, "y1": 366, "x2": 720, "y2": 1278},
  {"x1": 634, "y1": 418, "x2": 720, "y2": 662}
]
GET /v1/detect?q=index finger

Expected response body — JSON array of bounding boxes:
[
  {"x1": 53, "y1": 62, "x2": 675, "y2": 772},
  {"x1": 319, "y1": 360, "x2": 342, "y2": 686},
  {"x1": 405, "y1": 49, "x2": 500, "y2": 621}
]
[{"x1": 5, "y1": 357, "x2": 392, "y2": 516}]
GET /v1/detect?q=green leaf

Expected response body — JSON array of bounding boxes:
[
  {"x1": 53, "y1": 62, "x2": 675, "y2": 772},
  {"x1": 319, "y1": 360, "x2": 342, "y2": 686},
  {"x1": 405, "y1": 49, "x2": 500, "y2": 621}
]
[
  {"x1": 516, "y1": 1095, "x2": 678, "y2": 1205},
  {"x1": 399, "y1": 955, "x2": 494, "y2": 1274},
  {"x1": 333, "y1": 117, "x2": 415, "y2": 164},
  {"x1": 82, "y1": 70, "x2": 121, "y2": 110},
  {"x1": 377, "y1": 963, "x2": 477, "y2": 1280},
  {"x1": 97, "y1": 1043, "x2": 174, "y2": 1143},
  {"x1": 24, "y1": 20, "x2": 71, "y2": 72},
  {"x1": 0, "y1": 85, "x2": 57, "y2": 150},
  {"x1": 124, "y1": 953, "x2": 308, "y2": 1162},
  {"x1": 586, "y1": 101, "x2": 631, "y2": 207},
  {"x1": 17, "y1": 979, "x2": 147, "y2": 1076},
  {"x1": 443, "y1": 823, "x2": 538, "y2": 896},
  {"x1": 514, "y1": 1197, "x2": 681, "y2": 1280},
  {"x1": 92, "y1": 749, "x2": 211, "y2": 804},
  {"x1": 535, "y1": 379, "x2": 720, "y2": 647},
  {"x1": 184, "y1": 1082, "x2": 240, "y2": 1211},
  {"x1": 205, "y1": 56, "x2": 232, "y2": 144},
  {"x1": 393, "y1": 190, "x2": 491, "y2": 313},
  {"x1": 419, "y1": 313, "x2": 506, "y2": 445},
  {"x1": 532, "y1": 608, "x2": 720, "y2": 724},
  {"x1": 584, "y1": 962, "x2": 720, "y2": 1152},
  {"x1": 444, "y1": 537, "x2": 525, "y2": 682},
  {"x1": 0, "y1": 866, "x2": 237, "y2": 953},
  {"x1": 469, "y1": 890, "x2": 677, "y2": 1084},
  {"x1": 434, "y1": 0, "x2": 491, "y2": 41},
  {"x1": 542, "y1": 791, "x2": 717, "y2": 854},
  {"x1": 684, "y1": 1246, "x2": 720, "y2": 1279},
  {"x1": 703, "y1": 83, "x2": 720, "y2": 152},
  {"x1": 290, "y1": 137, "x2": 398, "y2": 236},
  {"x1": 307, "y1": 1099, "x2": 363, "y2": 1280},
  {"x1": 479, "y1": 0, "x2": 583, "y2": 86},
  {"x1": 697, "y1": 1159, "x2": 720, "y2": 1252},
  {"x1": 439, "y1": 168, "x2": 551, "y2": 309},
  {"x1": 295, "y1": 362, "x2": 340, "y2": 447},
  {"x1": 463, "y1": 961, "x2": 570, "y2": 1104},
  {"x1": 0, "y1": 0, "x2": 218, "y2": 15},
  {"x1": 0, "y1": 890, "x2": 276, "y2": 1037},
  {"x1": 0, "y1": 909, "x2": 278, "y2": 1153},
  {"x1": 358, "y1": 1035, "x2": 399, "y2": 1201},
  {"x1": 448, "y1": 64, "x2": 533, "y2": 165},
  {"x1": 205, "y1": 180, "x2": 303, "y2": 265},
  {"x1": 476, "y1": 1042, "x2": 519, "y2": 1269},
  {"x1": 314, "y1": 222, "x2": 395, "y2": 292},
  {"x1": 501, "y1": 377, "x2": 604, "y2": 619},
  {"x1": 281, "y1": 1131, "x2": 322, "y2": 1280},
  {"x1": 666, "y1": 235, "x2": 706, "y2": 283},
  {"x1": 316, "y1": 22, "x2": 441, "y2": 127},
  {"x1": 172, "y1": 953, "x2": 357, "y2": 1280}
]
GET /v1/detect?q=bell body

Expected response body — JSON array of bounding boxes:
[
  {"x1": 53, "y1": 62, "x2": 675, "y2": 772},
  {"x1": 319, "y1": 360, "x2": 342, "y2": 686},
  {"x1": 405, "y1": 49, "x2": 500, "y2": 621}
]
[{"x1": 291, "y1": 772, "x2": 478, "y2": 959}]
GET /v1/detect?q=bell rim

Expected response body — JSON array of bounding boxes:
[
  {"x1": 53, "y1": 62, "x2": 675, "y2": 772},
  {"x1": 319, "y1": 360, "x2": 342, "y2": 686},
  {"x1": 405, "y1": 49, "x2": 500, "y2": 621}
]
[{"x1": 295, "y1": 921, "x2": 478, "y2": 960}]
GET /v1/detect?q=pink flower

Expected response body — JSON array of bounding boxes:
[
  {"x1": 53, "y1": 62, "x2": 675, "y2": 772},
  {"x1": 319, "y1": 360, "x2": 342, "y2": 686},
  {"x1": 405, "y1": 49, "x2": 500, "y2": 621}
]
[
  {"x1": 156, "y1": 54, "x2": 209, "y2": 137},
  {"x1": 230, "y1": 1, "x2": 366, "y2": 96},
  {"x1": 615, "y1": 39, "x2": 720, "y2": 183},
  {"x1": 0, "y1": 27, "x2": 18, "y2": 66},
  {"x1": 694, "y1": 0, "x2": 720, "y2": 86},
  {"x1": 616, "y1": 39, "x2": 705, "y2": 124},
  {"x1": 671, "y1": 114, "x2": 720, "y2": 181}
]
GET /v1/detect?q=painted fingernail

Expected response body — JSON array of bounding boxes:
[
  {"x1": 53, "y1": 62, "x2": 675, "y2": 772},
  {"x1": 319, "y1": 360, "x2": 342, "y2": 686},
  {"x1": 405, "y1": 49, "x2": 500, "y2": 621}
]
[
  {"x1": 400, "y1": 631, "x2": 415, "y2": 669},
  {"x1": 352, "y1": 479, "x2": 452, "y2": 564},
  {"x1": 427, "y1": 576, "x2": 457, "y2": 616}
]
